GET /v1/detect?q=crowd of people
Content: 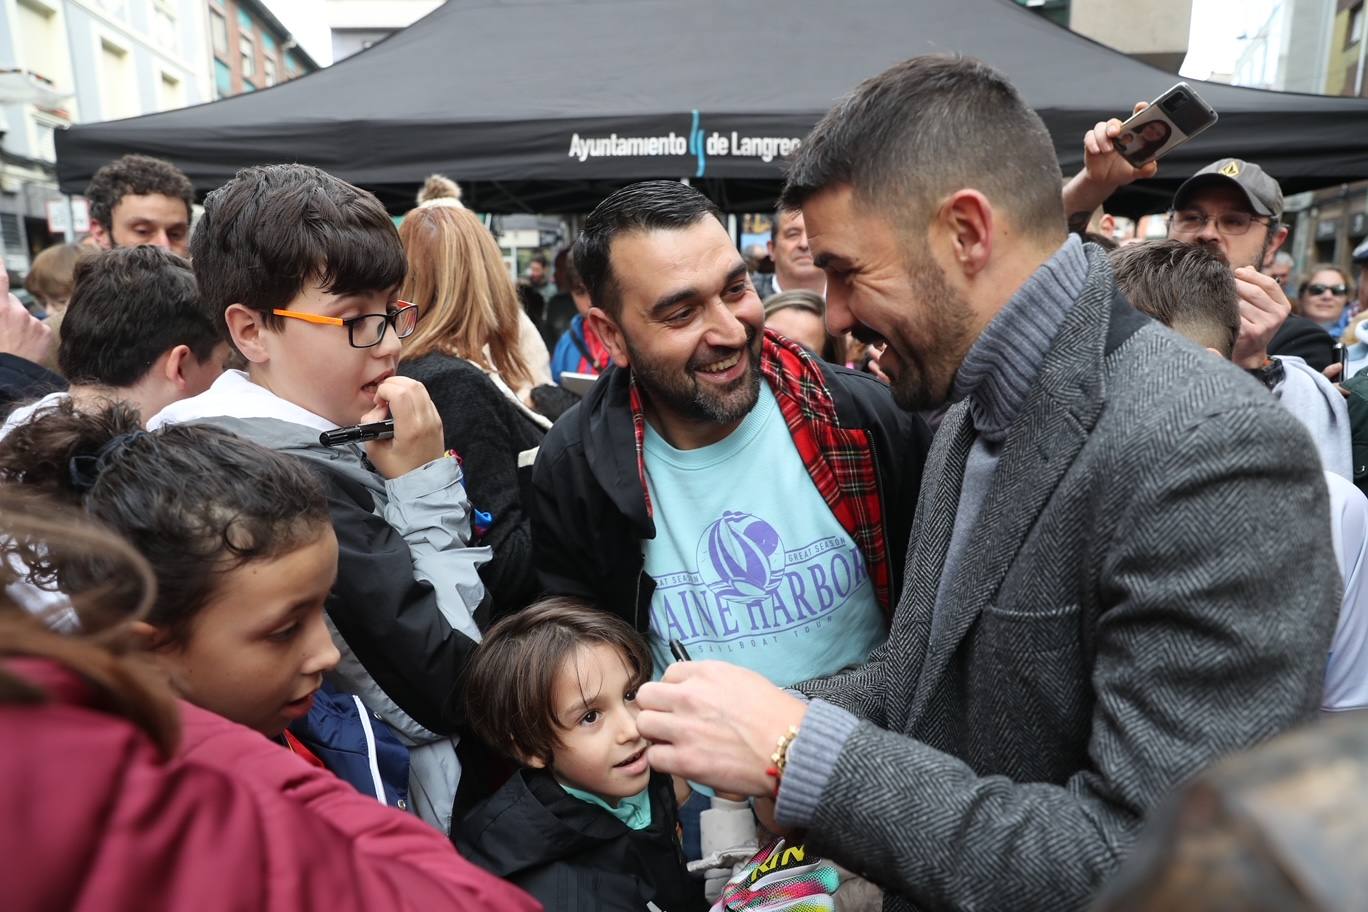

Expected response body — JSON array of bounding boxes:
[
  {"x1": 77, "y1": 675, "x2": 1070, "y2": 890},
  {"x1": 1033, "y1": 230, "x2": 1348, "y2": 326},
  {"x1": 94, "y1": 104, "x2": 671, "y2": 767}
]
[{"x1": 2, "y1": 53, "x2": 1367, "y2": 912}]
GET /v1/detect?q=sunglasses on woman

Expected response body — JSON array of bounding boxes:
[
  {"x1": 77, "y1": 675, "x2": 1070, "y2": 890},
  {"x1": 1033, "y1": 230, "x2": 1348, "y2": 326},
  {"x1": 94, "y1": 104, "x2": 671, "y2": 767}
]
[{"x1": 1306, "y1": 284, "x2": 1348, "y2": 297}]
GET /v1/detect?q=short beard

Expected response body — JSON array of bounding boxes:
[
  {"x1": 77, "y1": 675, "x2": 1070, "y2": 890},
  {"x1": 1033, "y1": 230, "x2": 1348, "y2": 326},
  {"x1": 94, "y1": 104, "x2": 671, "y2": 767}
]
[
  {"x1": 628, "y1": 324, "x2": 762, "y2": 426},
  {"x1": 884, "y1": 254, "x2": 976, "y2": 413}
]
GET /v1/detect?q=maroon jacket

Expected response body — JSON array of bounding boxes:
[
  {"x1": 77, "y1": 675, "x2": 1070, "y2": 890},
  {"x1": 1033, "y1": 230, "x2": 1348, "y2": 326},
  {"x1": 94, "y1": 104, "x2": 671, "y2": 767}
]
[{"x1": 0, "y1": 658, "x2": 540, "y2": 912}]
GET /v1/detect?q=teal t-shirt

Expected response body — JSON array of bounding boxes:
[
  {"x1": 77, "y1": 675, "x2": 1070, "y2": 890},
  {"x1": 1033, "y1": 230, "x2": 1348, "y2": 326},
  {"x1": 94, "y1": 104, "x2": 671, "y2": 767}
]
[{"x1": 642, "y1": 384, "x2": 884, "y2": 687}]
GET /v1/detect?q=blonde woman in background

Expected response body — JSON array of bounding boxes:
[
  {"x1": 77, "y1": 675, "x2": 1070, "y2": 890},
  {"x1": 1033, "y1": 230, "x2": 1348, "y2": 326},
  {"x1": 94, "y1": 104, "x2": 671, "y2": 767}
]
[
  {"x1": 411, "y1": 175, "x2": 552, "y2": 398},
  {"x1": 398, "y1": 204, "x2": 550, "y2": 613}
]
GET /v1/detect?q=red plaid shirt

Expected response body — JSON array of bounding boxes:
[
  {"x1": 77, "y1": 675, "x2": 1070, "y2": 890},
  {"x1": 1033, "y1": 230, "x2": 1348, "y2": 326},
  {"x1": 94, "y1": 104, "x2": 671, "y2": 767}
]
[{"x1": 629, "y1": 332, "x2": 892, "y2": 617}]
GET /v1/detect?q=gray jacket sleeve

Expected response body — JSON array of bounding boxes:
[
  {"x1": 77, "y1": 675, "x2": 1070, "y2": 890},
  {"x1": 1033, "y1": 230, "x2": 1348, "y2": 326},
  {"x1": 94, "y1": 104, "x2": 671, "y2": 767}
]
[
  {"x1": 383, "y1": 455, "x2": 493, "y2": 642},
  {"x1": 1272, "y1": 355, "x2": 1352, "y2": 481},
  {"x1": 779, "y1": 403, "x2": 1339, "y2": 911}
]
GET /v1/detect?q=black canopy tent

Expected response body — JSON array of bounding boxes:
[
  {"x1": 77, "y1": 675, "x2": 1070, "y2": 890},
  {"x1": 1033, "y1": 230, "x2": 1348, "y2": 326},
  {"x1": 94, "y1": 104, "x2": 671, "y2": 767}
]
[{"x1": 55, "y1": 0, "x2": 1368, "y2": 216}]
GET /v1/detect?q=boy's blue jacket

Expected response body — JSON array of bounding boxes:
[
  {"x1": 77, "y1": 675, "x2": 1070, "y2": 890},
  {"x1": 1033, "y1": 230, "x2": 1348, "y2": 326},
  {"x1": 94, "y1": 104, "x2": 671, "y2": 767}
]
[{"x1": 289, "y1": 683, "x2": 411, "y2": 809}]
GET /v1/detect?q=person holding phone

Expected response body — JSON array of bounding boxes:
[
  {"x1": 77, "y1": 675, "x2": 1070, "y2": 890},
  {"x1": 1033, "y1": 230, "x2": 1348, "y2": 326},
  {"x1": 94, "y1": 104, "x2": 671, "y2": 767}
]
[{"x1": 1062, "y1": 106, "x2": 1336, "y2": 373}]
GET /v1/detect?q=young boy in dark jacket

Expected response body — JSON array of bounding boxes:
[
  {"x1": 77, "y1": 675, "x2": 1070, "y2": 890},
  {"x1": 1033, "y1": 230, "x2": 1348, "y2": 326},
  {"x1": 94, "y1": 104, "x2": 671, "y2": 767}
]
[{"x1": 456, "y1": 598, "x2": 706, "y2": 912}]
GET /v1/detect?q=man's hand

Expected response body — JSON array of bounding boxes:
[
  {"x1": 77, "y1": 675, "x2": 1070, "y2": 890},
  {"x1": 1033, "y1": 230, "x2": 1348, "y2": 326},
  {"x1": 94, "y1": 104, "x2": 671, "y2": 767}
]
[
  {"x1": 363, "y1": 376, "x2": 446, "y2": 479},
  {"x1": 1231, "y1": 266, "x2": 1292, "y2": 370},
  {"x1": 1061, "y1": 102, "x2": 1159, "y2": 220},
  {"x1": 0, "y1": 271, "x2": 52, "y2": 365},
  {"x1": 637, "y1": 661, "x2": 808, "y2": 797},
  {"x1": 864, "y1": 343, "x2": 891, "y2": 385}
]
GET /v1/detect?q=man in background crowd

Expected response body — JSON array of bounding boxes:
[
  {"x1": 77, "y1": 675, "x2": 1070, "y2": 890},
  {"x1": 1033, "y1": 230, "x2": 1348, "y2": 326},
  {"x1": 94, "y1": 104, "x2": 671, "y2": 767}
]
[
  {"x1": 753, "y1": 208, "x2": 826, "y2": 298},
  {"x1": 84, "y1": 154, "x2": 194, "y2": 258},
  {"x1": 1268, "y1": 250, "x2": 1294, "y2": 290}
]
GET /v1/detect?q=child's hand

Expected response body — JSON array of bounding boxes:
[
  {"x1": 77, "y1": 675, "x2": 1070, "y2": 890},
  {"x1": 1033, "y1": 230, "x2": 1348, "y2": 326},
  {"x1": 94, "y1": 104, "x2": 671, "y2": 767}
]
[{"x1": 363, "y1": 376, "x2": 445, "y2": 478}]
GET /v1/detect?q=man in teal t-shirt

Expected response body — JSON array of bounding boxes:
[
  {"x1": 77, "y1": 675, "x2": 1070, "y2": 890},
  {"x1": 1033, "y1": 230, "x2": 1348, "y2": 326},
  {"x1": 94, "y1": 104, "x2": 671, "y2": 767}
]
[
  {"x1": 644, "y1": 384, "x2": 882, "y2": 685},
  {"x1": 530, "y1": 180, "x2": 930, "y2": 694}
]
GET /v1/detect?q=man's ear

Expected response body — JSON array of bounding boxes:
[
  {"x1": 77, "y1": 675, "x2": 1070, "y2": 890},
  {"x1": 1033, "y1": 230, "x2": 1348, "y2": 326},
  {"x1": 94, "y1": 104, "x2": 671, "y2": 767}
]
[
  {"x1": 936, "y1": 189, "x2": 994, "y2": 279},
  {"x1": 87, "y1": 220, "x2": 114, "y2": 251},
  {"x1": 588, "y1": 306, "x2": 631, "y2": 369},
  {"x1": 1263, "y1": 225, "x2": 1290, "y2": 268},
  {"x1": 160, "y1": 344, "x2": 194, "y2": 388},
  {"x1": 225, "y1": 304, "x2": 270, "y2": 364}
]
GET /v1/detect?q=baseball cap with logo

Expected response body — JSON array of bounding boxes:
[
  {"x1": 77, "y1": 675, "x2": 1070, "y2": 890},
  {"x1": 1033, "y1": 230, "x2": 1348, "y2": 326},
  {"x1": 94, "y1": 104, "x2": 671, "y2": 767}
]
[{"x1": 1172, "y1": 159, "x2": 1284, "y2": 220}]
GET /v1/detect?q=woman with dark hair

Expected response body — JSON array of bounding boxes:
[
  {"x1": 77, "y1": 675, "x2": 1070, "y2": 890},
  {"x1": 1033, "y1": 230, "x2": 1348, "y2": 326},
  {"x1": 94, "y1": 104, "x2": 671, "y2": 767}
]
[
  {"x1": 0, "y1": 493, "x2": 538, "y2": 911},
  {"x1": 1115, "y1": 119, "x2": 1172, "y2": 165}
]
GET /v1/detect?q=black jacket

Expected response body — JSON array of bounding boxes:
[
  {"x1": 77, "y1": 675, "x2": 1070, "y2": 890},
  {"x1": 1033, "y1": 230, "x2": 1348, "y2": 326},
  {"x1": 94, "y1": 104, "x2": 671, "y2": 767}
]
[
  {"x1": 0, "y1": 354, "x2": 64, "y2": 418},
  {"x1": 530, "y1": 338, "x2": 930, "y2": 633},
  {"x1": 1269, "y1": 313, "x2": 1335, "y2": 372},
  {"x1": 400, "y1": 353, "x2": 547, "y2": 614},
  {"x1": 456, "y1": 769, "x2": 705, "y2": 912}
]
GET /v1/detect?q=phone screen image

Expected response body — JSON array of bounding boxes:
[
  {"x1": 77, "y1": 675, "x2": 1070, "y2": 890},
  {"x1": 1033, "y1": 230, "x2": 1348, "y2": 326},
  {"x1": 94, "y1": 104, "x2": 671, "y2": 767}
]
[
  {"x1": 1115, "y1": 110, "x2": 1185, "y2": 167},
  {"x1": 1114, "y1": 83, "x2": 1218, "y2": 168}
]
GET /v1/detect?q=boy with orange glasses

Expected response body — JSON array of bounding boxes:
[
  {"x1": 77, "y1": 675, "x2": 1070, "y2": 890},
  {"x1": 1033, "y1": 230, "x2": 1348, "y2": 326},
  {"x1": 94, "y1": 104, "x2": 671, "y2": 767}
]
[{"x1": 150, "y1": 164, "x2": 490, "y2": 835}]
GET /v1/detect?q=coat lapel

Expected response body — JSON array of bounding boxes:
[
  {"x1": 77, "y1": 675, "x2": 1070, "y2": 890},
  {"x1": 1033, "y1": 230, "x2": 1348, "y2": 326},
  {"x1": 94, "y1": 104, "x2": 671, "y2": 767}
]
[
  {"x1": 905, "y1": 253, "x2": 1118, "y2": 723},
  {"x1": 884, "y1": 403, "x2": 976, "y2": 709}
]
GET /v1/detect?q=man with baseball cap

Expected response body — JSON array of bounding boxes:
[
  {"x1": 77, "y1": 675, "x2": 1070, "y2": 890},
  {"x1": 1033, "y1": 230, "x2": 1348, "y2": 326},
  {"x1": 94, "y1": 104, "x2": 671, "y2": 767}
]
[
  {"x1": 1065, "y1": 122, "x2": 1350, "y2": 476},
  {"x1": 1063, "y1": 111, "x2": 1335, "y2": 374}
]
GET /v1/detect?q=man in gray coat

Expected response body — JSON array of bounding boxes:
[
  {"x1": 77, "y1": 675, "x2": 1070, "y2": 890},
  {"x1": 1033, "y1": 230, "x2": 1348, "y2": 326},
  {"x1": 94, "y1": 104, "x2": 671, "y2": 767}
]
[{"x1": 636, "y1": 55, "x2": 1341, "y2": 911}]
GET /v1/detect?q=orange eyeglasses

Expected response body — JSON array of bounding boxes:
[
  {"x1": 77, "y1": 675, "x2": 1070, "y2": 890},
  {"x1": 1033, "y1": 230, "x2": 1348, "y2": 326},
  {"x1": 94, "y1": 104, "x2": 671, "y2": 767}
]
[{"x1": 271, "y1": 302, "x2": 420, "y2": 349}]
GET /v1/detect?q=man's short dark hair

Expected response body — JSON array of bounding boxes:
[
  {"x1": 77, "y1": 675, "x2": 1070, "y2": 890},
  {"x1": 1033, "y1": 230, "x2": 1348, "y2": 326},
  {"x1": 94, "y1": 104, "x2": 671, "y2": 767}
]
[
  {"x1": 462, "y1": 596, "x2": 652, "y2": 765},
  {"x1": 58, "y1": 246, "x2": 219, "y2": 387},
  {"x1": 572, "y1": 180, "x2": 723, "y2": 317},
  {"x1": 781, "y1": 55, "x2": 1065, "y2": 238},
  {"x1": 191, "y1": 164, "x2": 406, "y2": 338},
  {"x1": 84, "y1": 154, "x2": 194, "y2": 231},
  {"x1": 1108, "y1": 240, "x2": 1240, "y2": 359}
]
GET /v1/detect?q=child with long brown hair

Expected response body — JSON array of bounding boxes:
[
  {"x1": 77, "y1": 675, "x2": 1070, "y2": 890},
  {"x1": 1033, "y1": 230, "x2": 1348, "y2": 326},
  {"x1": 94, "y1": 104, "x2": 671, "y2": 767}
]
[{"x1": 0, "y1": 430, "x2": 538, "y2": 911}]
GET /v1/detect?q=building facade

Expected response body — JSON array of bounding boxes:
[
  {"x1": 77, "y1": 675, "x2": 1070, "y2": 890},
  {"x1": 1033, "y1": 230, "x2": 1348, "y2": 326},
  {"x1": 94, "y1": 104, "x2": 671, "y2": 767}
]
[
  {"x1": 206, "y1": 0, "x2": 320, "y2": 99},
  {"x1": 326, "y1": 0, "x2": 442, "y2": 62},
  {"x1": 0, "y1": 0, "x2": 214, "y2": 272},
  {"x1": 1016, "y1": 0, "x2": 1194, "y2": 71}
]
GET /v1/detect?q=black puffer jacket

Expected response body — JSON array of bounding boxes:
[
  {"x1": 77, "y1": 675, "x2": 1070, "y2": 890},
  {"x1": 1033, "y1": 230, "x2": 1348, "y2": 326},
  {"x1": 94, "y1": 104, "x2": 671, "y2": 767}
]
[{"x1": 456, "y1": 769, "x2": 706, "y2": 912}]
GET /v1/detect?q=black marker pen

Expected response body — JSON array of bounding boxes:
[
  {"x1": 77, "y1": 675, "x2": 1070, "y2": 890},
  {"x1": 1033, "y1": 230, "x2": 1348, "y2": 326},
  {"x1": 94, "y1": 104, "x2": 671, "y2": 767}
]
[{"x1": 319, "y1": 418, "x2": 396, "y2": 448}]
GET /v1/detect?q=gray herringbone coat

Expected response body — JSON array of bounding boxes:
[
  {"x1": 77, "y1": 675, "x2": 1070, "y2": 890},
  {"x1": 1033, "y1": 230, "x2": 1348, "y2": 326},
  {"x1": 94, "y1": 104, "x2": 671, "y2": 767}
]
[{"x1": 798, "y1": 248, "x2": 1340, "y2": 912}]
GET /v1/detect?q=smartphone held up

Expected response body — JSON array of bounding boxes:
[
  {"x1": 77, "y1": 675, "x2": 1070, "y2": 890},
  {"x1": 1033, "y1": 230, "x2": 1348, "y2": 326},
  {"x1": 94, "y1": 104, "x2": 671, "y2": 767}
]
[{"x1": 1114, "y1": 82, "x2": 1218, "y2": 168}]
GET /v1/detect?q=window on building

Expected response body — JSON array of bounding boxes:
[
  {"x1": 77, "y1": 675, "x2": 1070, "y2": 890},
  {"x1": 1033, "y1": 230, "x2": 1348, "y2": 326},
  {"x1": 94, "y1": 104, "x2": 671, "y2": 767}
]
[
  {"x1": 152, "y1": 0, "x2": 177, "y2": 53},
  {"x1": 98, "y1": 38, "x2": 137, "y2": 120},
  {"x1": 1351, "y1": 3, "x2": 1365, "y2": 47},
  {"x1": 240, "y1": 34, "x2": 256, "y2": 80},
  {"x1": 158, "y1": 72, "x2": 185, "y2": 111},
  {"x1": 16, "y1": 0, "x2": 72, "y2": 91},
  {"x1": 214, "y1": 59, "x2": 232, "y2": 98},
  {"x1": 263, "y1": 56, "x2": 277, "y2": 87},
  {"x1": 31, "y1": 115, "x2": 57, "y2": 161},
  {"x1": 210, "y1": 9, "x2": 229, "y2": 57}
]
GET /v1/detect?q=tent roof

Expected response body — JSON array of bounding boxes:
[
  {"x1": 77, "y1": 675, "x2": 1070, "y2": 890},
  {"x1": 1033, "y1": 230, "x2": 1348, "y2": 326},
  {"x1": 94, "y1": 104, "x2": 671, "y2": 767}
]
[{"x1": 55, "y1": 0, "x2": 1368, "y2": 215}]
